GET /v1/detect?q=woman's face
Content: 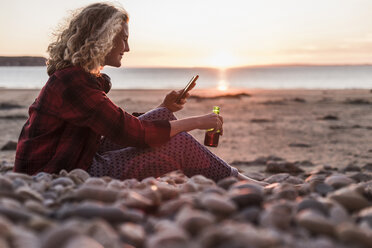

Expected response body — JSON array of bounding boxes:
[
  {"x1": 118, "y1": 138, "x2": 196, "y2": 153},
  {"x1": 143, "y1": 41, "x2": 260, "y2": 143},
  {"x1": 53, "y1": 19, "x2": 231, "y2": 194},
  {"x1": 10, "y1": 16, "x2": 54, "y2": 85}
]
[{"x1": 104, "y1": 22, "x2": 129, "y2": 67}]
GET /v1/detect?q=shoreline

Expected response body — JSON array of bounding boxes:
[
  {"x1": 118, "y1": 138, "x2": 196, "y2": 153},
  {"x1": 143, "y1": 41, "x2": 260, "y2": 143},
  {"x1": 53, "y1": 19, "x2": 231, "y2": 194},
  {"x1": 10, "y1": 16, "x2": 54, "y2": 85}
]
[{"x1": 0, "y1": 88, "x2": 370, "y2": 91}]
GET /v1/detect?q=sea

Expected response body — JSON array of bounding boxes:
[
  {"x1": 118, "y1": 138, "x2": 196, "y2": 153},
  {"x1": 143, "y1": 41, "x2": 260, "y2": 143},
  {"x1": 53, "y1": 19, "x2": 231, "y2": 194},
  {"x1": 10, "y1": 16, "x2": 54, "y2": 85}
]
[{"x1": 0, "y1": 65, "x2": 371, "y2": 90}]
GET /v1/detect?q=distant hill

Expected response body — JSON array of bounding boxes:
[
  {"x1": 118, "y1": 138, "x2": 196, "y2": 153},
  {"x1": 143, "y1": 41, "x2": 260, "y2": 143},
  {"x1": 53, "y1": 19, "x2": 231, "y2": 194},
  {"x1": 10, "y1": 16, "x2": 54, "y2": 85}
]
[{"x1": 0, "y1": 56, "x2": 46, "y2": 66}]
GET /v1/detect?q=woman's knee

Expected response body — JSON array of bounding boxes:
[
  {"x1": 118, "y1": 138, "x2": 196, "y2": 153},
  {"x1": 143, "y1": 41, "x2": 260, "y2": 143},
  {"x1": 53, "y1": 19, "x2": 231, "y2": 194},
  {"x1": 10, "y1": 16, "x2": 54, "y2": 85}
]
[{"x1": 171, "y1": 131, "x2": 197, "y2": 145}]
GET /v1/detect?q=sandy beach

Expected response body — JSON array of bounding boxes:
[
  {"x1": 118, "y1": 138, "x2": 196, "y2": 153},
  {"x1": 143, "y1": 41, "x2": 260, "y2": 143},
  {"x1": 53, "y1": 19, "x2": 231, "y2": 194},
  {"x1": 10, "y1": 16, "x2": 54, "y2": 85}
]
[
  {"x1": 1, "y1": 88, "x2": 372, "y2": 247},
  {"x1": 1, "y1": 88, "x2": 371, "y2": 173}
]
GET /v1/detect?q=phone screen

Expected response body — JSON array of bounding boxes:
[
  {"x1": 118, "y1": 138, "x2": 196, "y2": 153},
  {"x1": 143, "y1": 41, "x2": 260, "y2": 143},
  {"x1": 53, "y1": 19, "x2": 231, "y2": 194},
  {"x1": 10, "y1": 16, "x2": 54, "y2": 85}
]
[{"x1": 176, "y1": 75, "x2": 198, "y2": 103}]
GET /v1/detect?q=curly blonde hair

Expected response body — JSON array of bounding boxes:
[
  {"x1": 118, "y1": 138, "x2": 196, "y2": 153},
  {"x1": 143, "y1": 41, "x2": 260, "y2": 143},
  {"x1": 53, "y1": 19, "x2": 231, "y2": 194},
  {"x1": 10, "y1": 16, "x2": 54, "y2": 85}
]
[{"x1": 46, "y1": 2, "x2": 129, "y2": 76}]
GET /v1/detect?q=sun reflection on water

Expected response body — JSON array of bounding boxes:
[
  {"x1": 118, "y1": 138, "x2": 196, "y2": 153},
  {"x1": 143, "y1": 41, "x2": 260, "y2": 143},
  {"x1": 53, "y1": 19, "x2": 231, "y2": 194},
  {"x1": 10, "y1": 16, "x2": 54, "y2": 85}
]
[
  {"x1": 217, "y1": 69, "x2": 229, "y2": 91},
  {"x1": 217, "y1": 80, "x2": 229, "y2": 91}
]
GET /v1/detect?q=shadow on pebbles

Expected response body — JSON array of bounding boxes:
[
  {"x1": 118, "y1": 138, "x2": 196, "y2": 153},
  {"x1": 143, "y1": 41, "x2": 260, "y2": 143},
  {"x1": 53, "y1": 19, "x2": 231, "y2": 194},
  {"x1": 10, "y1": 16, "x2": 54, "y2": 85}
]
[{"x1": 0, "y1": 158, "x2": 372, "y2": 248}]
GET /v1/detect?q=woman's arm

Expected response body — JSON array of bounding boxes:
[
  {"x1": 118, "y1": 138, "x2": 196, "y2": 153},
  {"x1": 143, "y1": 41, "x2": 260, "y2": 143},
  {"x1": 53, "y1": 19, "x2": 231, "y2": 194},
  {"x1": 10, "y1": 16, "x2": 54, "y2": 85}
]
[{"x1": 169, "y1": 113, "x2": 223, "y2": 137}]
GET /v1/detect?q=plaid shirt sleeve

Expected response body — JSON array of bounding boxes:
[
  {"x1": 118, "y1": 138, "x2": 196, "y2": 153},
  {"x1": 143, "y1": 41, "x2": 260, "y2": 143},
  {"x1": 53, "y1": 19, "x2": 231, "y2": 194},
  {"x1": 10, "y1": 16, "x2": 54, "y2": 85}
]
[{"x1": 48, "y1": 68, "x2": 171, "y2": 148}]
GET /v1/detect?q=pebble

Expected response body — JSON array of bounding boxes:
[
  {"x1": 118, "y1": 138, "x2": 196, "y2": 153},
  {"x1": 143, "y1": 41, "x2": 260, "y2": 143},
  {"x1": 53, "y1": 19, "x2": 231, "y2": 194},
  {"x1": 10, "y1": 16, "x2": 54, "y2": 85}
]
[
  {"x1": 319, "y1": 198, "x2": 349, "y2": 224},
  {"x1": 324, "y1": 174, "x2": 355, "y2": 189},
  {"x1": 33, "y1": 172, "x2": 53, "y2": 183},
  {"x1": 336, "y1": 222, "x2": 372, "y2": 247},
  {"x1": 260, "y1": 202, "x2": 294, "y2": 229},
  {"x1": 202, "y1": 185, "x2": 226, "y2": 195},
  {"x1": 154, "y1": 181, "x2": 180, "y2": 201},
  {"x1": 0, "y1": 215, "x2": 13, "y2": 236},
  {"x1": 40, "y1": 223, "x2": 81, "y2": 248},
  {"x1": 73, "y1": 186, "x2": 119, "y2": 203},
  {"x1": 84, "y1": 177, "x2": 107, "y2": 187},
  {"x1": 343, "y1": 164, "x2": 361, "y2": 172},
  {"x1": 216, "y1": 176, "x2": 238, "y2": 190},
  {"x1": 305, "y1": 173, "x2": 326, "y2": 184},
  {"x1": 57, "y1": 202, "x2": 143, "y2": 223},
  {"x1": 356, "y1": 206, "x2": 372, "y2": 228},
  {"x1": 64, "y1": 235, "x2": 104, "y2": 248},
  {"x1": 120, "y1": 190, "x2": 154, "y2": 209},
  {"x1": 296, "y1": 209, "x2": 335, "y2": 236},
  {"x1": 350, "y1": 172, "x2": 372, "y2": 182},
  {"x1": 189, "y1": 175, "x2": 215, "y2": 191},
  {"x1": 0, "y1": 161, "x2": 13, "y2": 173},
  {"x1": 16, "y1": 186, "x2": 44, "y2": 202},
  {"x1": 361, "y1": 182, "x2": 372, "y2": 201},
  {"x1": 200, "y1": 193, "x2": 237, "y2": 215},
  {"x1": 52, "y1": 177, "x2": 75, "y2": 187},
  {"x1": 27, "y1": 216, "x2": 55, "y2": 232},
  {"x1": 0, "y1": 237, "x2": 9, "y2": 248},
  {"x1": 175, "y1": 206, "x2": 215, "y2": 236},
  {"x1": 10, "y1": 226, "x2": 40, "y2": 248},
  {"x1": 5, "y1": 171, "x2": 33, "y2": 181},
  {"x1": 106, "y1": 179, "x2": 124, "y2": 190},
  {"x1": 157, "y1": 196, "x2": 194, "y2": 216},
  {"x1": 229, "y1": 187, "x2": 263, "y2": 208},
  {"x1": 297, "y1": 198, "x2": 329, "y2": 216},
  {"x1": 191, "y1": 175, "x2": 215, "y2": 185},
  {"x1": 272, "y1": 183, "x2": 298, "y2": 200},
  {"x1": 1, "y1": 140, "x2": 17, "y2": 150},
  {"x1": 200, "y1": 222, "x2": 282, "y2": 248},
  {"x1": 266, "y1": 160, "x2": 304, "y2": 174},
  {"x1": 246, "y1": 172, "x2": 266, "y2": 181},
  {"x1": 67, "y1": 169, "x2": 90, "y2": 184},
  {"x1": 147, "y1": 220, "x2": 189, "y2": 248},
  {"x1": 264, "y1": 173, "x2": 304, "y2": 184},
  {"x1": 119, "y1": 223, "x2": 145, "y2": 247},
  {"x1": 314, "y1": 183, "x2": 334, "y2": 196},
  {"x1": 362, "y1": 163, "x2": 372, "y2": 171},
  {"x1": 85, "y1": 219, "x2": 121, "y2": 248},
  {"x1": 179, "y1": 181, "x2": 198, "y2": 193},
  {"x1": 0, "y1": 175, "x2": 14, "y2": 191},
  {"x1": 0, "y1": 206, "x2": 32, "y2": 222},
  {"x1": 0, "y1": 197, "x2": 21, "y2": 209},
  {"x1": 232, "y1": 206, "x2": 261, "y2": 224},
  {"x1": 25, "y1": 199, "x2": 50, "y2": 215},
  {"x1": 328, "y1": 186, "x2": 371, "y2": 212}
]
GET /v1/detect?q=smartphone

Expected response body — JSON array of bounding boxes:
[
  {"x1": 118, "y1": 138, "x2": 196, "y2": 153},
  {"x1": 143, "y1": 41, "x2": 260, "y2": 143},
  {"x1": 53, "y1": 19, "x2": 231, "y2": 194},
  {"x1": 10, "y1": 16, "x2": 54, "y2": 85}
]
[{"x1": 176, "y1": 75, "x2": 199, "y2": 103}]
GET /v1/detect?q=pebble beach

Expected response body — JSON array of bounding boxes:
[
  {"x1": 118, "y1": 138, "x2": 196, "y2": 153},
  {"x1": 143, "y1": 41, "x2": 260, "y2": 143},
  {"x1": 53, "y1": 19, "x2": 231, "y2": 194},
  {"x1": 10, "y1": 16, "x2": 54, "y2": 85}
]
[{"x1": 0, "y1": 88, "x2": 372, "y2": 247}]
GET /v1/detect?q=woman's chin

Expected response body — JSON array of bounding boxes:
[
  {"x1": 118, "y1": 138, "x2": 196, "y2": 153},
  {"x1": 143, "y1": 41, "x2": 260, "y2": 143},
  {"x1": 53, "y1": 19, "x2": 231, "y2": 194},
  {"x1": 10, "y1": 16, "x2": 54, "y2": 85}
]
[
  {"x1": 115, "y1": 60, "x2": 122, "y2": 67},
  {"x1": 106, "y1": 62, "x2": 121, "y2": 68}
]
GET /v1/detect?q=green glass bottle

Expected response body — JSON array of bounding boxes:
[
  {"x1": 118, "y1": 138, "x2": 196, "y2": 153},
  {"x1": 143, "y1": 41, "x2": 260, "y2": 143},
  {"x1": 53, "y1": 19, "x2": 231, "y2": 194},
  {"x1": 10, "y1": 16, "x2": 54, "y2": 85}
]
[{"x1": 204, "y1": 106, "x2": 220, "y2": 147}]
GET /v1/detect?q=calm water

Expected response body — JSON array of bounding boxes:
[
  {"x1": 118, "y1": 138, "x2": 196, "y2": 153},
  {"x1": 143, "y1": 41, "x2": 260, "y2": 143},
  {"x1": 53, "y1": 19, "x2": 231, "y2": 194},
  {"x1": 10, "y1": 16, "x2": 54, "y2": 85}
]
[{"x1": 0, "y1": 65, "x2": 371, "y2": 89}]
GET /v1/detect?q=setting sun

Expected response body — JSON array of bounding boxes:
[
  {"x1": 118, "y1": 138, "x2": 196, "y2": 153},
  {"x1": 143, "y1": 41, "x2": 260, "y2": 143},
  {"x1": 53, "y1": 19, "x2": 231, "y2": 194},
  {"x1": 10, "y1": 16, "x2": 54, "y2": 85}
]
[{"x1": 207, "y1": 52, "x2": 237, "y2": 68}]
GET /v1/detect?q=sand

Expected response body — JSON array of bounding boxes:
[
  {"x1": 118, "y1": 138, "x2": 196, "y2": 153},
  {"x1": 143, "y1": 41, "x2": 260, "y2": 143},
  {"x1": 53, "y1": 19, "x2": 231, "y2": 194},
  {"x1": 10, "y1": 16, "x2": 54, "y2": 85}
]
[{"x1": 0, "y1": 88, "x2": 371, "y2": 174}]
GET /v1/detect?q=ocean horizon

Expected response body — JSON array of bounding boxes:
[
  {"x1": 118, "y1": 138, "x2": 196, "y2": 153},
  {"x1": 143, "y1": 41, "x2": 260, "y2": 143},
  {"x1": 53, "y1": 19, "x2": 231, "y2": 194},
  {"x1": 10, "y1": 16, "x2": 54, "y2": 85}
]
[{"x1": 0, "y1": 65, "x2": 371, "y2": 90}]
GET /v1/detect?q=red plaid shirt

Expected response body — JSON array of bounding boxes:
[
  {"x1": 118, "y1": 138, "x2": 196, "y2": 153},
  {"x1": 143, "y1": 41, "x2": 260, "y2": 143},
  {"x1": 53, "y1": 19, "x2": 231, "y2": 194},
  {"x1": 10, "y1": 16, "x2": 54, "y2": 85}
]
[{"x1": 14, "y1": 66, "x2": 170, "y2": 175}]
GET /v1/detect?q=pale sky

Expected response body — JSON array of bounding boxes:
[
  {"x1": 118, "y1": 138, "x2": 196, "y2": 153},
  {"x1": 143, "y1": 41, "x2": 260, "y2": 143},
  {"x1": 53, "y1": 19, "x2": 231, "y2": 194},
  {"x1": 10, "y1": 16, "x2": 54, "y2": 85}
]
[{"x1": 1, "y1": 0, "x2": 372, "y2": 68}]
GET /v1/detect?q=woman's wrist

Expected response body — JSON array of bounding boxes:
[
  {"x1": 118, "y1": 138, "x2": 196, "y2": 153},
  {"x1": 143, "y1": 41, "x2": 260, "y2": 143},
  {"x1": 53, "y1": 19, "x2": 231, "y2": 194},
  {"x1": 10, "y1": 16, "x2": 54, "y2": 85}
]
[
  {"x1": 169, "y1": 116, "x2": 200, "y2": 137},
  {"x1": 157, "y1": 103, "x2": 166, "y2": 109}
]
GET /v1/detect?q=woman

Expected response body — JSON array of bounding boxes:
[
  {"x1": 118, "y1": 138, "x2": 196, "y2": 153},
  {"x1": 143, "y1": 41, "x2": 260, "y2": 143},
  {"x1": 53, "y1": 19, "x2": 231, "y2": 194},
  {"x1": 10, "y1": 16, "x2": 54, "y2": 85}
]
[{"x1": 14, "y1": 2, "x2": 263, "y2": 184}]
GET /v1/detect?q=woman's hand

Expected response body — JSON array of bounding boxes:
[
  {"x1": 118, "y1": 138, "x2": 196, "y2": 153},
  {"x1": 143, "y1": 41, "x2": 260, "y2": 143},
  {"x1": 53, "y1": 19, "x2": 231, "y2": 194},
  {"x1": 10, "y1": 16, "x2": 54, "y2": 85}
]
[
  {"x1": 158, "y1": 90, "x2": 191, "y2": 112},
  {"x1": 196, "y1": 113, "x2": 224, "y2": 135}
]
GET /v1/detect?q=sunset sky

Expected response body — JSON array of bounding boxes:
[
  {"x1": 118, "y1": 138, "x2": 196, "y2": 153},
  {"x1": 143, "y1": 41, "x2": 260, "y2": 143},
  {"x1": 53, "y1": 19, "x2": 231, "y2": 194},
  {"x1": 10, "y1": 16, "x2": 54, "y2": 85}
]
[{"x1": 1, "y1": 0, "x2": 372, "y2": 68}]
